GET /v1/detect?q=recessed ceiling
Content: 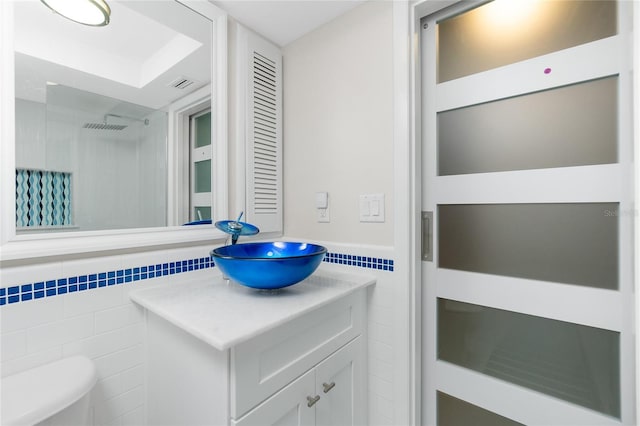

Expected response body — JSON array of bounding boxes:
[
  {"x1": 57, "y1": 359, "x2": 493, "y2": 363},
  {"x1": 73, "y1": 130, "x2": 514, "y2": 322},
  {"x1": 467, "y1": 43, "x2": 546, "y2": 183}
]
[
  {"x1": 14, "y1": 0, "x2": 211, "y2": 110},
  {"x1": 212, "y1": 0, "x2": 366, "y2": 47},
  {"x1": 16, "y1": 2, "x2": 202, "y2": 89}
]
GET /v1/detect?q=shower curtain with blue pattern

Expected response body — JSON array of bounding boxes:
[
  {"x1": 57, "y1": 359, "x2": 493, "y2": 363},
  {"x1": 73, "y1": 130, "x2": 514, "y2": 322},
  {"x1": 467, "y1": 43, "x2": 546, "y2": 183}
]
[{"x1": 15, "y1": 169, "x2": 71, "y2": 227}]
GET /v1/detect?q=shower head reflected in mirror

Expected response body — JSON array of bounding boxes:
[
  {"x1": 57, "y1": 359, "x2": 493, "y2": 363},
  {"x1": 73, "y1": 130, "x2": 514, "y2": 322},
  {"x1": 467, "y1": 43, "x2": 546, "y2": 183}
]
[{"x1": 82, "y1": 113, "x2": 149, "y2": 130}]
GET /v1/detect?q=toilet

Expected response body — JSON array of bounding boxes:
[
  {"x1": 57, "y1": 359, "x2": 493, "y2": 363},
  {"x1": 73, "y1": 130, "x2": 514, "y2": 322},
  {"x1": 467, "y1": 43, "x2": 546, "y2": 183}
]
[{"x1": 1, "y1": 356, "x2": 97, "y2": 426}]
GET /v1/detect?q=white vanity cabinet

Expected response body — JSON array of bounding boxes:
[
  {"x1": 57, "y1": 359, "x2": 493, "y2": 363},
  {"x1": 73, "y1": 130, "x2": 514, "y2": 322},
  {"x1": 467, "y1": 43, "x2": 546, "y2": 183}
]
[
  {"x1": 132, "y1": 270, "x2": 373, "y2": 426},
  {"x1": 234, "y1": 336, "x2": 363, "y2": 426}
]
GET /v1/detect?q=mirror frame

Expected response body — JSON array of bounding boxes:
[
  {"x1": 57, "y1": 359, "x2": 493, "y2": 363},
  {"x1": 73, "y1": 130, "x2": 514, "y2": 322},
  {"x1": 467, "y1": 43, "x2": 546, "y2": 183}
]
[{"x1": 0, "y1": 0, "x2": 229, "y2": 261}]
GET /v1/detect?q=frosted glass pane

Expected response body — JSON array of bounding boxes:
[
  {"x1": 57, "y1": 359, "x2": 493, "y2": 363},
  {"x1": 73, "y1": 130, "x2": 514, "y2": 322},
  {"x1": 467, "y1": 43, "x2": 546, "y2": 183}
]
[
  {"x1": 438, "y1": 203, "x2": 618, "y2": 289},
  {"x1": 194, "y1": 206, "x2": 211, "y2": 221},
  {"x1": 437, "y1": 0, "x2": 617, "y2": 83},
  {"x1": 438, "y1": 77, "x2": 617, "y2": 176},
  {"x1": 194, "y1": 160, "x2": 211, "y2": 193},
  {"x1": 438, "y1": 299, "x2": 620, "y2": 418},
  {"x1": 437, "y1": 392, "x2": 523, "y2": 426},
  {"x1": 195, "y1": 112, "x2": 211, "y2": 148}
]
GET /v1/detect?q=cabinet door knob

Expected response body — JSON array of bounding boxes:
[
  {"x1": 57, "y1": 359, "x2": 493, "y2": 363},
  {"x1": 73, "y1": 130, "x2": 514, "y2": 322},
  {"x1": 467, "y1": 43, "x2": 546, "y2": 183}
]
[
  {"x1": 322, "y1": 382, "x2": 336, "y2": 393},
  {"x1": 307, "y1": 395, "x2": 321, "y2": 407}
]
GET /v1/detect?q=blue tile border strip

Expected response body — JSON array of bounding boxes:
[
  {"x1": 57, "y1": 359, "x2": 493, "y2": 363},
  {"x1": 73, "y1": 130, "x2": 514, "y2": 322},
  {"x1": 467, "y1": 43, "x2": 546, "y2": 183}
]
[
  {"x1": 0, "y1": 257, "x2": 214, "y2": 307},
  {"x1": 0, "y1": 251, "x2": 393, "y2": 307},
  {"x1": 323, "y1": 252, "x2": 394, "y2": 272}
]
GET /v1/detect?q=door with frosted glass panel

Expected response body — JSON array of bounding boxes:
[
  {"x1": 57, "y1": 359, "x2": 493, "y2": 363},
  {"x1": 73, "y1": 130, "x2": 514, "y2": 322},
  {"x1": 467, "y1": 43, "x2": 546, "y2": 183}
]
[{"x1": 420, "y1": 1, "x2": 634, "y2": 425}]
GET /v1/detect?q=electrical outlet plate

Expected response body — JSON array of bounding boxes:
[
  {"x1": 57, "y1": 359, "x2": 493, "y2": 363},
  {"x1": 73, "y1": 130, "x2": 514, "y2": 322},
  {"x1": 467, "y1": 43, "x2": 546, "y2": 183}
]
[{"x1": 317, "y1": 207, "x2": 330, "y2": 223}]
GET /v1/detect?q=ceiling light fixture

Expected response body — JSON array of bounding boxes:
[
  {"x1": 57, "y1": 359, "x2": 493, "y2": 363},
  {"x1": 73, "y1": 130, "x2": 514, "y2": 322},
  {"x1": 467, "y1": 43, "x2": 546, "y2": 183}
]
[{"x1": 40, "y1": 0, "x2": 111, "y2": 27}]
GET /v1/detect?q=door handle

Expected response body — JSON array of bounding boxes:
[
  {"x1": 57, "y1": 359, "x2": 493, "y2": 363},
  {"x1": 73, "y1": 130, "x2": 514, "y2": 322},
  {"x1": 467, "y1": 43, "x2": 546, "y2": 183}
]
[
  {"x1": 322, "y1": 382, "x2": 335, "y2": 393},
  {"x1": 422, "y1": 211, "x2": 433, "y2": 261},
  {"x1": 307, "y1": 395, "x2": 320, "y2": 407}
]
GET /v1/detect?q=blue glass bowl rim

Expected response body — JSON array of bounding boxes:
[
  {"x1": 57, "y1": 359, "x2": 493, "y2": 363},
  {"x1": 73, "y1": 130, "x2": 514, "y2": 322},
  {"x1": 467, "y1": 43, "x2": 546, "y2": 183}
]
[{"x1": 210, "y1": 242, "x2": 327, "y2": 261}]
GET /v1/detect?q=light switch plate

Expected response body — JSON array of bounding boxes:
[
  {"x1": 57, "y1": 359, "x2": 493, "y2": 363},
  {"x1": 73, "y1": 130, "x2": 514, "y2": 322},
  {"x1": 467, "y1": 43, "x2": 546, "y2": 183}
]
[
  {"x1": 360, "y1": 194, "x2": 385, "y2": 223},
  {"x1": 316, "y1": 192, "x2": 330, "y2": 222},
  {"x1": 315, "y1": 192, "x2": 328, "y2": 209}
]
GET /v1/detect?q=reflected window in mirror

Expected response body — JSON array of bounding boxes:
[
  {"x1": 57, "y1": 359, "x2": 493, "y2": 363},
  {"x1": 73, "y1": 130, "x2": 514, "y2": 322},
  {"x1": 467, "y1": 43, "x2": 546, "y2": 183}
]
[
  {"x1": 190, "y1": 109, "x2": 212, "y2": 222},
  {"x1": 13, "y1": 0, "x2": 213, "y2": 234}
]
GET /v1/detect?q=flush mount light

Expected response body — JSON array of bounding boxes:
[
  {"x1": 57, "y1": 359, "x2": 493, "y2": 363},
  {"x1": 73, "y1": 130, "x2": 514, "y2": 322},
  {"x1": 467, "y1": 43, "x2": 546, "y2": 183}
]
[{"x1": 40, "y1": 0, "x2": 111, "y2": 27}]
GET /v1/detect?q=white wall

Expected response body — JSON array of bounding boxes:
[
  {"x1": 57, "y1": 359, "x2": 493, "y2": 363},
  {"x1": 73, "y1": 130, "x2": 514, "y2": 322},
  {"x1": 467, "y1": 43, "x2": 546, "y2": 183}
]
[
  {"x1": 227, "y1": 17, "x2": 242, "y2": 219},
  {"x1": 281, "y1": 3, "x2": 404, "y2": 425},
  {"x1": 14, "y1": 99, "x2": 49, "y2": 171},
  {"x1": 282, "y1": 1, "x2": 394, "y2": 246},
  {"x1": 634, "y1": 2, "x2": 640, "y2": 423},
  {"x1": 137, "y1": 110, "x2": 168, "y2": 227}
]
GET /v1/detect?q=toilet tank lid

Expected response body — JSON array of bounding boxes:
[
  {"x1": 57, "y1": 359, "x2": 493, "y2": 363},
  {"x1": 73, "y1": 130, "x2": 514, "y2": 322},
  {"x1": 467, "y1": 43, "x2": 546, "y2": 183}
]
[{"x1": 1, "y1": 355, "x2": 97, "y2": 426}]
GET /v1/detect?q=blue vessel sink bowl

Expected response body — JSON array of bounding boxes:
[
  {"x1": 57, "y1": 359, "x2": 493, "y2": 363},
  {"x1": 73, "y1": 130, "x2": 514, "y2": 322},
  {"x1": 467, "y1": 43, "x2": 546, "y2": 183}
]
[{"x1": 210, "y1": 242, "x2": 327, "y2": 290}]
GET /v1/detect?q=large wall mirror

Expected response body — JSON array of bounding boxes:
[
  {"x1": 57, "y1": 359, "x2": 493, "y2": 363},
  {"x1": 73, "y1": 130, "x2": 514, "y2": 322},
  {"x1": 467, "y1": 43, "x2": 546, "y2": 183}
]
[
  {"x1": 1, "y1": 0, "x2": 228, "y2": 259},
  {"x1": 14, "y1": 0, "x2": 213, "y2": 233}
]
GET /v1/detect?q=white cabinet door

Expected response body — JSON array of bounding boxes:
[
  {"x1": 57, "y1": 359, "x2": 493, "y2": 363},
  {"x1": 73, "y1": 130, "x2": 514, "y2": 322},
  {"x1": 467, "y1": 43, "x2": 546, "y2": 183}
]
[
  {"x1": 233, "y1": 370, "x2": 316, "y2": 426},
  {"x1": 235, "y1": 337, "x2": 366, "y2": 426},
  {"x1": 315, "y1": 337, "x2": 365, "y2": 426}
]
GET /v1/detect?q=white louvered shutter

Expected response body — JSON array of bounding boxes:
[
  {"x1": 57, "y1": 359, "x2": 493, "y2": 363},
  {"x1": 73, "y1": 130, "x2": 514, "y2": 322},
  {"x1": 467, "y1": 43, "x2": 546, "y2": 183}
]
[{"x1": 244, "y1": 32, "x2": 282, "y2": 233}]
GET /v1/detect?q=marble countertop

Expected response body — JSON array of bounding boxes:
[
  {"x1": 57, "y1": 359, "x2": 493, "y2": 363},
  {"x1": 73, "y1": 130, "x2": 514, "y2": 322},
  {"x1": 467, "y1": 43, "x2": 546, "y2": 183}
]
[{"x1": 129, "y1": 267, "x2": 375, "y2": 351}]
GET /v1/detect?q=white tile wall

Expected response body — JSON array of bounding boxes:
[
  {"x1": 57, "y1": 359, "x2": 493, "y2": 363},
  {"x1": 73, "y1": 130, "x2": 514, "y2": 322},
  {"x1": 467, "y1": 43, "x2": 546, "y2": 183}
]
[
  {"x1": 27, "y1": 313, "x2": 94, "y2": 353},
  {"x1": 368, "y1": 277, "x2": 397, "y2": 426},
  {"x1": 318, "y1": 242, "x2": 397, "y2": 425},
  {"x1": 1, "y1": 330, "x2": 26, "y2": 361},
  {"x1": 15, "y1": 99, "x2": 167, "y2": 232},
  {"x1": 0, "y1": 243, "x2": 215, "y2": 426}
]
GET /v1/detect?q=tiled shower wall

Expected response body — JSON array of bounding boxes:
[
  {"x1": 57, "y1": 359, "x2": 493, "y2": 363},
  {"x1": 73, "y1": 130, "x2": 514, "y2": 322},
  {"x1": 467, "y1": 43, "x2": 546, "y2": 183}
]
[
  {"x1": 1, "y1": 241, "x2": 396, "y2": 426},
  {"x1": 14, "y1": 98, "x2": 166, "y2": 232}
]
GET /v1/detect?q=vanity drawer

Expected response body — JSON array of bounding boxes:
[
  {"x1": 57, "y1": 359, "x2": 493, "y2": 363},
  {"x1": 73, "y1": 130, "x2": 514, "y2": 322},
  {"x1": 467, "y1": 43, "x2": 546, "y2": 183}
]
[{"x1": 230, "y1": 289, "x2": 366, "y2": 419}]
